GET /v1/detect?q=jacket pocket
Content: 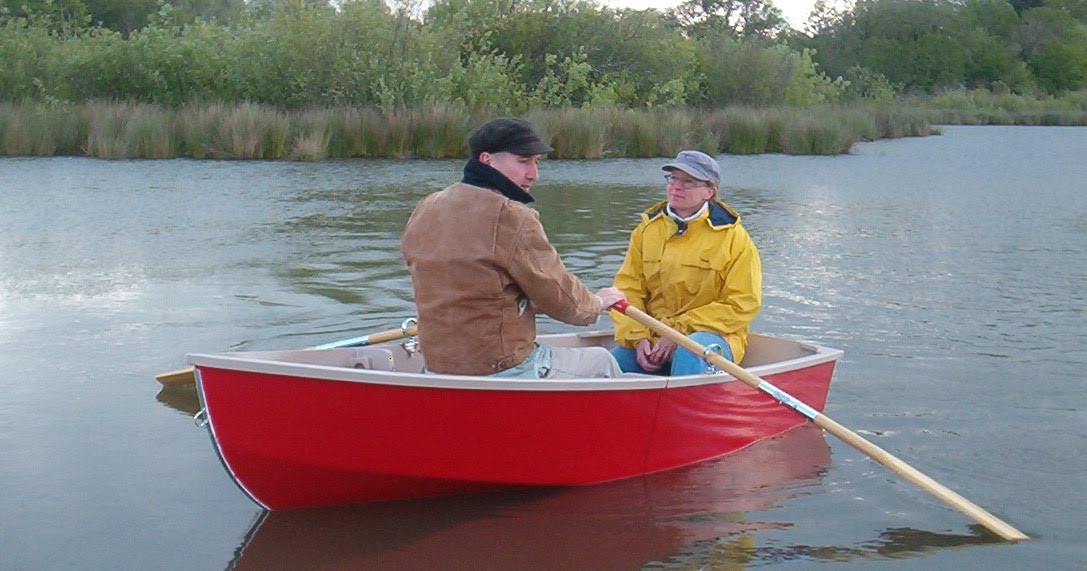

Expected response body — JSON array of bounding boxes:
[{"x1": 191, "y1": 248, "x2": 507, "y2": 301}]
[
  {"x1": 640, "y1": 252, "x2": 662, "y2": 283},
  {"x1": 677, "y1": 257, "x2": 720, "y2": 297}
]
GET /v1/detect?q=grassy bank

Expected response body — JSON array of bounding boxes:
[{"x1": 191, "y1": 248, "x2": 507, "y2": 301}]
[
  {"x1": 919, "y1": 89, "x2": 1087, "y2": 126},
  {"x1": 0, "y1": 102, "x2": 936, "y2": 160}
]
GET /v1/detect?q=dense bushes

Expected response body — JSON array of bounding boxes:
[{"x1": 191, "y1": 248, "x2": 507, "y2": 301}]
[
  {"x1": 2, "y1": 0, "x2": 1085, "y2": 160},
  {"x1": 0, "y1": 0, "x2": 855, "y2": 111},
  {"x1": 5, "y1": 0, "x2": 1087, "y2": 112},
  {"x1": 799, "y1": 0, "x2": 1087, "y2": 95}
]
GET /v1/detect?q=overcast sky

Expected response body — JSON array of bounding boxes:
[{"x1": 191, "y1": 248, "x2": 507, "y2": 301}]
[{"x1": 600, "y1": 0, "x2": 816, "y2": 30}]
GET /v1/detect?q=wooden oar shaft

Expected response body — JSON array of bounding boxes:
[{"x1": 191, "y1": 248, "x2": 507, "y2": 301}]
[
  {"x1": 155, "y1": 325, "x2": 419, "y2": 388},
  {"x1": 313, "y1": 325, "x2": 417, "y2": 349},
  {"x1": 614, "y1": 302, "x2": 1028, "y2": 542}
]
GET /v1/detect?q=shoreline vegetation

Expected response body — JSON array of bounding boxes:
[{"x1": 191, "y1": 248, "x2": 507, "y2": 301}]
[
  {"x1": 3, "y1": 0, "x2": 1086, "y2": 160},
  {"x1": 2, "y1": 95, "x2": 1085, "y2": 161},
  {"x1": 0, "y1": 101, "x2": 933, "y2": 160}
]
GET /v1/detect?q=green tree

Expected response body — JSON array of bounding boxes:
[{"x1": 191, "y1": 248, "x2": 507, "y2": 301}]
[
  {"x1": 1, "y1": 0, "x2": 89, "y2": 34},
  {"x1": 674, "y1": 0, "x2": 788, "y2": 39},
  {"x1": 801, "y1": 0, "x2": 1039, "y2": 92},
  {"x1": 804, "y1": 0, "x2": 852, "y2": 36},
  {"x1": 425, "y1": 0, "x2": 696, "y2": 107},
  {"x1": 1019, "y1": 6, "x2": 1087, "y2": 91},
  {"x1": 1009, "y1": 0, "x2": 1044, "y2": 14},
  {"x1": 1044, "y1": 0, "x2": 1087, "y2": 23},
  {"x1": 698, "y1": 33, "x2": 843, "y2": 105},
  {"x1": 167, "y1": 0, "x2": 247, "y2": 25},
  {"x1": 81, "y1": 0, "x2": 158, "y2": 34}
]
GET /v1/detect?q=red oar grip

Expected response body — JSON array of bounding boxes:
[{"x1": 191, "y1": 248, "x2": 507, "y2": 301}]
[{"x1": 610, "y1": 299, "x2": 630, "y2": 313}]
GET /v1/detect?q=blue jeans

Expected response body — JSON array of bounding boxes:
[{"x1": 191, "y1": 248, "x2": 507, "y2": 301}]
[{"x1": 609, "y1": 331, "x2": 734, "y2": 376}]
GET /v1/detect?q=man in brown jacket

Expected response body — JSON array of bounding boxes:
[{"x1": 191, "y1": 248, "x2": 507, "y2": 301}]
[{"x1": 401, "y1": 117, "x2": 625, "y2": 378}]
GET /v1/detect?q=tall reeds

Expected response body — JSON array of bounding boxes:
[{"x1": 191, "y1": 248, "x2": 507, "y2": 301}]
[
  {"x1": 0, "y1": 101, "x2": 940, "y2": 160},
  {"x1": 921, "y1": 89, "x2": 1087, "y2": 126},
  {"x1": 530, "y1": 107, "x2": 615, "y2": 159}
]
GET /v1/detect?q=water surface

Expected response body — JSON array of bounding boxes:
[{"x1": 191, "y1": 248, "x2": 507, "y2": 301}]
[{"x1": 1, "y1": 126, "x2": 1084, "y2": 569}]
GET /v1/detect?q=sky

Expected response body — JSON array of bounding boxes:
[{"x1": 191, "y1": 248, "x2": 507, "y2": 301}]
[{"x1": 600, "y1": 0, "x2": 817, "y2": 30}]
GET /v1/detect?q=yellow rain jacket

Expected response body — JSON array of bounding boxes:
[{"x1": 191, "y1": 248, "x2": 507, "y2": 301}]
[{"x1": 610, "y1": 199, "x2": 762, "y2": 363}]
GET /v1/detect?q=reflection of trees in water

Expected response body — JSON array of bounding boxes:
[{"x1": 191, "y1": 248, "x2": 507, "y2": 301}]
[
  {"x1": 247, "y1": 168, "x2": 784, "y2": 335},
  {"x1": 664, "y1": 525, "x2": 1002, "y2": 568},
  {"x1": 531, "y1": 182, "x2": 643, "y2": 285},
  {"x1": 256, "y1": 182, "x2": 425, "y2": 327}
]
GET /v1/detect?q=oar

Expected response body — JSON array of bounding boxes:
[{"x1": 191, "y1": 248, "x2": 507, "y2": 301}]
[
  {"x1": 155, "y1": 321, "x2": 419, "y2": 388},
  {"x1": 610, "y1": 300, "x2": 1028, "y2": 542}
]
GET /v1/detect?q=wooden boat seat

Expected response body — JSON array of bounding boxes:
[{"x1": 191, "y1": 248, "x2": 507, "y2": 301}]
[{"x1": 350, "y1": 348, "x2": 397, "y2": 371}]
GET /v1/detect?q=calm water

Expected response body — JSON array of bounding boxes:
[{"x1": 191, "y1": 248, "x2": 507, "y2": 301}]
[{"x1": 1, "y1": 126, "x2": 1084, "y2": 570}]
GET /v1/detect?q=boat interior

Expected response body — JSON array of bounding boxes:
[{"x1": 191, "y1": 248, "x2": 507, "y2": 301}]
[{"x1": 227, "y1": 331, "x2": 826, "y2": 377}]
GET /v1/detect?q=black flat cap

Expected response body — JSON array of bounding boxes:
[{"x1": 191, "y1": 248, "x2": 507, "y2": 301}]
[{"x1": 468, "y1": 117, "x2": 554, "y2": 157}]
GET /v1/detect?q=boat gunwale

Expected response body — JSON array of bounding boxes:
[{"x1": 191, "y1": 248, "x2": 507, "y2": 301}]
[{"x1": 188, "y1": 334, "x2": 843, "y2": 392}]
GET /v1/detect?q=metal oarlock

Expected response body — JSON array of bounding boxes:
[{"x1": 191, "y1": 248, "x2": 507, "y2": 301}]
[
  {"x1": 702, "y1": 343, "x2": 726, "y2": 374},
  {"x1": 193, "y1": 408, "x2": 209, "y2": 428},
  {"x1": 400, "y1": 317, "x2": 420, "y2": 355}
]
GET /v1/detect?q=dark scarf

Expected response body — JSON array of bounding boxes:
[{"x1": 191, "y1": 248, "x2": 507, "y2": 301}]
[{"x1": 461, "y1": 158, "x2": 535, "y2": 205}]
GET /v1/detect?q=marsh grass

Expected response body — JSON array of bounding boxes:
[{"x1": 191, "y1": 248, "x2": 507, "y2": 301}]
[
  {"x1": 408, "y1": 104, "x2": 475, "y2": 159},
  {"x1": 615, "y1": 109, "x2": 664, "y2": 157},
  {"x1": 724, "y1": 108, "x2": 769, "y2": 154},
  {"x1": 653, "y1": 109, "x2": 694, "y2": 157},
  {"x1": 530, "y1": 107, "x2": 613, "y2": 159},
  {"x1": 921, "y1": 89, "x2": 1087, "y2": 126},
  {"x1": 0, "y1": 101, "x2": 944, "y2": 160},
  {"x1": 220, "y1": 102, "x2": 288, "y2": 159},
  {"x1": 85, "y1": 102, "x2": 133, "y2": 159},
  {"x1": 177, "y1": 102, "x2": 225, "y2": 158},
  {"x1": 782, "y1": 116, "x2": 841, "y2": 155},
  {"x1": 1, "y1": 104, "x2": 36, "y2": 155},
  {"x1": 290, "y1": 109, "x2": 333, "y2": 161},
  {"x1": 125, "y1": 104, "x2": 174, "y2": 158}
]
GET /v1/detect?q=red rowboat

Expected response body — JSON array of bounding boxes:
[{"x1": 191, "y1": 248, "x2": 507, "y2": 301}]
[{"x1": 188, "y1": 330, "x2": 842, "y2": 510}]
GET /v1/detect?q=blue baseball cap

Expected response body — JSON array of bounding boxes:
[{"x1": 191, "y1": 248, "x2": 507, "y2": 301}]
[{"x1": 662, "y1": 150, "x2": 721, "y2": 185}]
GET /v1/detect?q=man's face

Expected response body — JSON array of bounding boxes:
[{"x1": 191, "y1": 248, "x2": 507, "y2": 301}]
[{"x1": 481, "y1": 152, "x2": 541, "y2": 192}]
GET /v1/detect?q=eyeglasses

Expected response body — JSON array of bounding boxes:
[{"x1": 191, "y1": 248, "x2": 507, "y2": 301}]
[{"x1": 664, "y1": 174, "x2": 707, "y2": 189}]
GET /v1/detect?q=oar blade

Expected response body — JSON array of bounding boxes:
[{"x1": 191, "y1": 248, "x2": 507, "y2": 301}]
[{"x1": 156, "y1": 367, "x2": 196, "y2": 387}]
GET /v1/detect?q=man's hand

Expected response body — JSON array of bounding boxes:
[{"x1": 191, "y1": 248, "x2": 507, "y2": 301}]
[{"x1": 595, "y1": 286, "x2": 627, "y2": 312}]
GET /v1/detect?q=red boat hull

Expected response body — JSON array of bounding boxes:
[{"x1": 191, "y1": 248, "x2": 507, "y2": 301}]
[
  {"x1": 226, "y1": 424, "x2": 833, "y2": 570},
  {"x1": 193, "y1": 333, "x2": 839, "y2": 510}
]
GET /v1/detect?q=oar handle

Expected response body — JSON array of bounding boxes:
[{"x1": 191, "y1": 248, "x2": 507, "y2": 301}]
[
  {"x1": 155, "y1": 323, "x2": 420, "y2": 388},
  {"x1": 610, "y1": 301, "x2": 1028, "y2": 542}
]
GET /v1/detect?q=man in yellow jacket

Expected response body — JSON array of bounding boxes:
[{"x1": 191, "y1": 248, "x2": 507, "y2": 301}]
[{"x1": 609, "y1": 150, "x2": 762, "y2": 375}]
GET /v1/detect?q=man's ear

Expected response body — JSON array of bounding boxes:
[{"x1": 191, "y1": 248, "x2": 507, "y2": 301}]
[{"x1": 478, "y1": 152, "x2": 492, "y2": 165}]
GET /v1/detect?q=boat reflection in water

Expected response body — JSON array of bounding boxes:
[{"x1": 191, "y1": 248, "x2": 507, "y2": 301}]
[{"x1": 226, "y1": 424, "x2": 832, "y2": 570}]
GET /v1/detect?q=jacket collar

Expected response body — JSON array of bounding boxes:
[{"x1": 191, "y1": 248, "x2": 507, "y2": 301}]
[
  {"x1": 644, "y1": 198, "x2": 738, "y2": 229},
  {"x1": 461, "y1": 158, "x2": 535, "y2": 204}
]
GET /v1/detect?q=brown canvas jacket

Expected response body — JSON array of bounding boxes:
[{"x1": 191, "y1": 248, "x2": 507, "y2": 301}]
[{"x1": 401, "y1": 182, "x2": 602, "y2": 375}]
